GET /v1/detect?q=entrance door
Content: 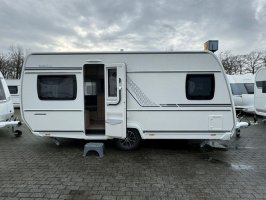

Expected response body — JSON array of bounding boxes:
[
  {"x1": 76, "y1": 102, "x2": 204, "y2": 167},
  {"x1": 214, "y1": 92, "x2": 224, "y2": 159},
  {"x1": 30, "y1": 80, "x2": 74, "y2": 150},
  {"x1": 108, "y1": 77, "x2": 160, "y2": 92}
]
[{"x1": 105, "y1": 63, "x2": 127, "y2": 138}]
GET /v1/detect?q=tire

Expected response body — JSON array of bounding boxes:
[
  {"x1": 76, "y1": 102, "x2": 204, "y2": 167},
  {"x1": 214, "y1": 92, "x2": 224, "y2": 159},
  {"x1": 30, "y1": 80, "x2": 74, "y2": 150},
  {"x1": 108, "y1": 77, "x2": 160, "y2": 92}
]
[
  {"x1": 115, "y1": 129, "x2": 141, "y2": 151},
  {"x1": 14, "y1": 130, "x2": 22, "y2": 137},
  {"x1": 236, "y1": 129, "x2": 240, "y2": 138}
]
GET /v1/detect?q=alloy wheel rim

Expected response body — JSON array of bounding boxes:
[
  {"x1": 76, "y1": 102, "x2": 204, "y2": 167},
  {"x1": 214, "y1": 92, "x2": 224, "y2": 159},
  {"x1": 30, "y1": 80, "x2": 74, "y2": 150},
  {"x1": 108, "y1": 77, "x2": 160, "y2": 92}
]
[{"x1": 120, "y1": 130, "x2": 137, "y2": 147}]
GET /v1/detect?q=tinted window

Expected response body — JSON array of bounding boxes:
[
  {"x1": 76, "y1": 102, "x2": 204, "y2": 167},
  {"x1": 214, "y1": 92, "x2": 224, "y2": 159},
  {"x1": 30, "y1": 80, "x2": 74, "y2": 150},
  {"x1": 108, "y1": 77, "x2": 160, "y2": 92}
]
[
  {"x1": 263, "y1": 81, "x2": 266, "y2": 93},
  {"x1": 244, "y1": 83, "x2": 254, "y2": 94},
  {"x1": 0, "y1": 80, "x2": 6, "y2": 100},
  {"x1": 256, "y1": 81, "x2": 262, "y2": 88},
  {"x1": 230, "y1": 83, "x2": 254, "y2": 95},
  {"x1": 8, "y1": 86, "x2": 18, "y2": 94},
  {"x1": 108, "y1": 68, "x2": 117, "y2": 97},
  {"x1": 37, "y1": 75, "x2": 77, "y2": 100},
  {"x1": 256, "y1": 81, "x2": 266, "y2": 93},
  {"x1": 186, "y1": 74, "x2": 215, "y2": 100}
]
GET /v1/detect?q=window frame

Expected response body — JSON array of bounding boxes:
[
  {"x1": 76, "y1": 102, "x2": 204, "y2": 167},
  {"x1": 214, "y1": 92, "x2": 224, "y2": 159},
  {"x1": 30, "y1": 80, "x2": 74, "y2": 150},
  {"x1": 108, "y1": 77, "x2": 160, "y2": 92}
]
[
  {"x1": 186, "y1": 74, "x2": 215, "y2": 100},
  {"x1": 37, "y1": 75, "x2": 77, "y2": 101}
]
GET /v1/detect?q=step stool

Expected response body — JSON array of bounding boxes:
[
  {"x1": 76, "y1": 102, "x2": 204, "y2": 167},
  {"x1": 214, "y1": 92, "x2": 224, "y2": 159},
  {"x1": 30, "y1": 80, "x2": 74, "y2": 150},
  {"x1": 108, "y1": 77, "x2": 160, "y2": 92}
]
[{"x1": 83, "y1": 143, "x2": 104, "y2": 158}]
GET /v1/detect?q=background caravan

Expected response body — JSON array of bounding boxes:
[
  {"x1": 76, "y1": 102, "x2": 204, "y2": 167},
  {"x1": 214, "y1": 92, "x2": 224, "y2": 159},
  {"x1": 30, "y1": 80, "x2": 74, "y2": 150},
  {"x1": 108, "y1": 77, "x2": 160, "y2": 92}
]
[
  {"x1": 227, "y1": 74, "x2": 255, "y2": 114},
  {"x1": 21, "y1": 51, "x2": 237, "y2": 150},
  {"x1": 255, "y1": 67, "x2": 266, "y2": 117},
  {"x1": 0, "y1": 72, "x2": 22, "y2": 136},
  {"x1": 6, "y1": 79, "x2": 21, "y2": 108}
]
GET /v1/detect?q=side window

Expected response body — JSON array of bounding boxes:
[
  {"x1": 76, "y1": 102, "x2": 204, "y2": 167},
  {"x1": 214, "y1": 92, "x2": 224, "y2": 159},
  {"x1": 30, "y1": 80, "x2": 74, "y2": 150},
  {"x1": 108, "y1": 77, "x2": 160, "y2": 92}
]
[
  {"x1": 256, "y1": 81, "x2": 266, "y2": 93},
  {"x1": 0, "y1": 80, "x2": 6, "y2": 100},
  {"x1": 107, "y1": 68, "x2": 117, "y2": 97},
  {"x1": 230, "y1": 83, "x2": 248, "y2": 95},
  {"x1": 37, "y1": 75, "x2": 77, "y2": 100},
  {"x1": 244, "y1": 83, "x2": 254, "y2": 94},
  {"x1": 256, "y1": 81, "x2": 262, "y2": 88},
  {"x1": 186, "y1": 74, "x2": 215, "y2": 100},
  {"x1": 84, "y1": 81, "x2": 97, "y2": 96},
  {"x1": 262, "y1": 81, "x2": 266, "y2": 93},
  {"x1": 8, "y1": 86, "x2": 18, "y2": 94}
]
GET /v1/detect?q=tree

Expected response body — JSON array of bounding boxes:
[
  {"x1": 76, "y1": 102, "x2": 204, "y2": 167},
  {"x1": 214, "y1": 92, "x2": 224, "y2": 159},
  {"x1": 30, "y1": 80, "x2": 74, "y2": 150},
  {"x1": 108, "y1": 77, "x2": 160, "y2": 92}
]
[
  {"x1": 0, "y1": 53, "x2": 9, "y2": 78},
  {"x1": 7, "y1": 45, "x2": 24, "y2": 79},
  {"x1": 219, "y1": 51, "x2": 241, "y2": 74},
  {"x1": 261, "y1": 51, "x2": 266, "y2": 68},
  {"x1": 242, "y1": 51, "x2": 263, "y2": 74}
]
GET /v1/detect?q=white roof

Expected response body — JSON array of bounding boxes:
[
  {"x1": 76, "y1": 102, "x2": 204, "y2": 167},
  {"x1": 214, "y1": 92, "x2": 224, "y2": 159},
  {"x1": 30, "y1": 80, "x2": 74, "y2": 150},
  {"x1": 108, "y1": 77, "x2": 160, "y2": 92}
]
[
  {"x1": 227, "y1": 74, "x2": 254, "y2": 83},
  {"x1": 255, "y1": 67, "x2": 266, "y2": 82}
]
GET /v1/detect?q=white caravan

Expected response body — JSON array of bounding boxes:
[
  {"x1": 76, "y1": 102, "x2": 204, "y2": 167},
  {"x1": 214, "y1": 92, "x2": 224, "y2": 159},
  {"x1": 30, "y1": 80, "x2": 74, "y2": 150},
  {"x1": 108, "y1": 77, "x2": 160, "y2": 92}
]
[
  {"x1": 227, "y1": 74, "x2": 255, "y2": 113},
  {"x1": 0, "y1": 72, "x2": 22, "y2": 136},
  {"x1": 21, "y1": 51, "x2": 238, "y2": 150},
  {"x1": 6, "y1": 79, "x2": 21, "y2": 108},
  {"x1": 254, "y1": 67, "x2": 266, "y2": 117}
]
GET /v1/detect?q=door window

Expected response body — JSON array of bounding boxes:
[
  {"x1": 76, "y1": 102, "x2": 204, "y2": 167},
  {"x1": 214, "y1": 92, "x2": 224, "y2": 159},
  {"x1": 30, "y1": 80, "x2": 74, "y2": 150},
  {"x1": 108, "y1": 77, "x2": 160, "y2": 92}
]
[{"x1": 107, "y1": 68, "x2": 117, "y2": 97}]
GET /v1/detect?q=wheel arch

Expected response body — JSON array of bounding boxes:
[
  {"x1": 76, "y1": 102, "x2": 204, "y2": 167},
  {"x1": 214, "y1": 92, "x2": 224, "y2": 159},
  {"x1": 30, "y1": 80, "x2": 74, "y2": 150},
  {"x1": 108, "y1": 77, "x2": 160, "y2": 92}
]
[{"x1": 126, "y1": 121, "x2": 144, "y2": 139}]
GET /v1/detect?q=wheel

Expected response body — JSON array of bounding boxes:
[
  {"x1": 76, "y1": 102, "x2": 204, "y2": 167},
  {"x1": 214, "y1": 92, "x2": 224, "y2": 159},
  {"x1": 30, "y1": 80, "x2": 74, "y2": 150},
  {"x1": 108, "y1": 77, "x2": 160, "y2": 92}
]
[
  {"x1": 236, "y1": 129, "x2": 240, "y2": 138},
  {"x1": 239, "y1": 116, "x2": 251, "y2": 126},
  {"x1": 14, "y1": 130, "x2": 22, "y2": 137},
  {"x1": 115, "y1": 129, "x2": 141, "y2": 151}
]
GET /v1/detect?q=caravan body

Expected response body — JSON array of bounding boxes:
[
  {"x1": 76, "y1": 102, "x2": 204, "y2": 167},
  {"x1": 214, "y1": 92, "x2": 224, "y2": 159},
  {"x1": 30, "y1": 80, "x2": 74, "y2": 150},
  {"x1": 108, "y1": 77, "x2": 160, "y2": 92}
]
[
  {"x1": 227, "y1": 74, "x2": 255, "y2": 113},
  {"x1": 254, "y1": 67, "x2": 266, "y2": 117},
  {"x1": 21, "y1": 51, "x2": 236, "y2": 149},
  {"x1": 0, "y1": 73, "x2": 14, "y2": 123},
  {"x1": 0, "y1": 73, "x2": 22, "y2": 135},
  {"x1": 6, "y1": 79, "x2": 21, "y2": 108}
]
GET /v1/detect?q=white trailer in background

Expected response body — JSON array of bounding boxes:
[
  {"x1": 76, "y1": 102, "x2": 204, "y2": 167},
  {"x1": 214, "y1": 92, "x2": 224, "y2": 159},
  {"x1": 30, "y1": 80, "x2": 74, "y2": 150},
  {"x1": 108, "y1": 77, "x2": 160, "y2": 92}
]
[
  {"x1": 255, "y1": 67, "x2": 266, "y2": 117},
  {"x1": 0, "y1": 73, "x2": 22, "y2": 136},
  {"x1": 21, "y1": 51, "x2": 240, "y2": 150},
  {"x1": 227, "y1": 74, "x2": 255, "y2": 113},
  {"x1": 6, "y1": 79, "x2": 20, "y2": 108}
]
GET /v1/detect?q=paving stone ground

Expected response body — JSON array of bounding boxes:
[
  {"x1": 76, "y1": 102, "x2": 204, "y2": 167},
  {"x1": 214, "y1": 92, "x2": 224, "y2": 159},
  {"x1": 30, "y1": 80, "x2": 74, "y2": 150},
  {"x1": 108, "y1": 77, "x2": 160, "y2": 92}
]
[{"x1": 0, "y1": 111, "x2": 266, "y2": 200}]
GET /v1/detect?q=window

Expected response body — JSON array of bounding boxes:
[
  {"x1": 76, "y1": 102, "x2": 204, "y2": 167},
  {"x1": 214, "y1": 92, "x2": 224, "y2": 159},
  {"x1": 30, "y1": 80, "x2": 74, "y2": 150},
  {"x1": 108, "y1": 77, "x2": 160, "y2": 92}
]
[
  {"x1": 244, "y1": 83, "x2": 254, "y2": 94},
  {"x1": 263, "y1": 81, "x2": 266, "y2": 93},
  {"x1": 256, "y1": 81, "x2": 266, "y2": 93},
  {"x1": 8, "y1": 86, "x2": 18, "y2": 94},
  {"x1": 107, "y1": 68, "x2": 117, "y2": 97},
  {"x1": 230, "y1": 83, "x2": 254, "y2": 95},
  {"x1": 0, "y1": 80, "x2": 6, "y2": 100},
  {"x1": 37, "y1": 75, "x2": 77, "y2": 100},
  {"x1": 186, "y1": 74, "x2": 215, "y2": 100},
  {"x1": 84, "y1": 81, "x2": 97, "y2": 96},
  {"x1": 256, "y1": 81, "x2": 262, "y2": 88}
]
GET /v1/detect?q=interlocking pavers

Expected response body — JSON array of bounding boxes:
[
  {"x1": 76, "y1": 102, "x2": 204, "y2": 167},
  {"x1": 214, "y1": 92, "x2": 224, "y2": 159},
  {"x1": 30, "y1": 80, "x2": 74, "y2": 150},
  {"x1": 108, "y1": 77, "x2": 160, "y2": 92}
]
[{"x1": 0, "y1": 112, "x2": 266, "y2": 199}]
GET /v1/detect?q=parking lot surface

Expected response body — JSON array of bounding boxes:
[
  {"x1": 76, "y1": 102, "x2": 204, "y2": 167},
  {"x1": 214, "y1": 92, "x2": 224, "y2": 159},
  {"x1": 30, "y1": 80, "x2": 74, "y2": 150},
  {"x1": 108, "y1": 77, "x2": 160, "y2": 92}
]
[{"x1": 0, "y1": 113, "x2": 266, "y2": 200}]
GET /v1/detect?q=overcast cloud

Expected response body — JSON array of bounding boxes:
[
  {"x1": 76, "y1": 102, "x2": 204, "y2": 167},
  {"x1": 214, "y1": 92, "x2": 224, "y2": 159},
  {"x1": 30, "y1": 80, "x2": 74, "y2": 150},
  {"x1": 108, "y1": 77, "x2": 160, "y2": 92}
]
[{"x1": 0, "y1": 0, "x2": 266, "y2": 54}]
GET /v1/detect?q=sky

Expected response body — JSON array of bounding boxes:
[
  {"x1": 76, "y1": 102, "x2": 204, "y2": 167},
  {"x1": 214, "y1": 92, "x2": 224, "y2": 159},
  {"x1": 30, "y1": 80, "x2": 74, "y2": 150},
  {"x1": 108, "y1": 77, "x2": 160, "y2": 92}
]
[{"x1": 0, "y1": 0, "x2": 266, "y2": 55}]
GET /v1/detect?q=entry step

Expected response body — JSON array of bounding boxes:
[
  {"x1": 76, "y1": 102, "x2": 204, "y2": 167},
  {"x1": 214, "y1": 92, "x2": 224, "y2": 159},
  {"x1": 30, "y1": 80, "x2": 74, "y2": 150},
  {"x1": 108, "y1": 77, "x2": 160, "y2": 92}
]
[{"x1": 85, "y1": 129, "x2": 105, "y2": 135}]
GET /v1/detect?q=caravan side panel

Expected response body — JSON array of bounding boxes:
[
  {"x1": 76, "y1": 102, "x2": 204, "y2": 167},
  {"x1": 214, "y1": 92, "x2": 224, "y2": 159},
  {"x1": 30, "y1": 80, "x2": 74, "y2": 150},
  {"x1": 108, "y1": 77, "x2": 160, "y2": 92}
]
[
  {"x1": 126, "y1": 70, "x2": 234, "y2": 140},
  {"x1": 21, "y1": 68, "x2": 84, "y2": 137}
]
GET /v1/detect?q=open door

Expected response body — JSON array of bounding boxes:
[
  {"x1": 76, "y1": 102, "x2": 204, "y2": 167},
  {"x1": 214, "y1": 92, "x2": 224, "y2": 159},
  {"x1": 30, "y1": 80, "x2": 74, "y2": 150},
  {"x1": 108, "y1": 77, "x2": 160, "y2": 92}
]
[{"x1": 105, "y1": 63, "x2": 127, "y2": 138}]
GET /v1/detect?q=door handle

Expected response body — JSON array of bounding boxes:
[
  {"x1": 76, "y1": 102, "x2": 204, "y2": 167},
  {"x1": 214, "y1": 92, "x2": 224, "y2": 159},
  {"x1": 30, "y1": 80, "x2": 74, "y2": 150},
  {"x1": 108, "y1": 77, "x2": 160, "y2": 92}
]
[{"x1": 106, "y1": 119, "x2": 122, "y2": 125}]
